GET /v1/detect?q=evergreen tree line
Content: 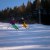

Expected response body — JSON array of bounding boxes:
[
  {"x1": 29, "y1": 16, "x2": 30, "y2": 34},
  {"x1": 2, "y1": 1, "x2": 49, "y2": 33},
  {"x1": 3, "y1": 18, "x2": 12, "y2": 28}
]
[{"x1": 0, "y1": 0, "x2": 50, "y2": 25}]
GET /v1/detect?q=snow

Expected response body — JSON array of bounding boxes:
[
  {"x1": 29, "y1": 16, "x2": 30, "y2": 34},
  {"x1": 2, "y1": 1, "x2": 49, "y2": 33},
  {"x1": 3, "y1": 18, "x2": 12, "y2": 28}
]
[{"x1": 0, "y1": 23, "x2": 50, "y2": 50}]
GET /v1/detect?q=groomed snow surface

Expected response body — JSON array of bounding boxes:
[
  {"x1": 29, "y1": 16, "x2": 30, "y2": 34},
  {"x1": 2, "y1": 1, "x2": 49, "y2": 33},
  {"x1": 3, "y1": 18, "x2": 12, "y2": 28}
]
[{"x1": 0, "y1": 22, "x2": 50, "y2": 50}]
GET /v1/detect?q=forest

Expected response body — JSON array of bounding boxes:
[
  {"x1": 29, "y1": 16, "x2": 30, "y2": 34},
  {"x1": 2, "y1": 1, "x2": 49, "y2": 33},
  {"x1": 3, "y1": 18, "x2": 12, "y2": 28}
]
[{"x1": 0, "y1": 0, "x2": 50, "y2": 25}]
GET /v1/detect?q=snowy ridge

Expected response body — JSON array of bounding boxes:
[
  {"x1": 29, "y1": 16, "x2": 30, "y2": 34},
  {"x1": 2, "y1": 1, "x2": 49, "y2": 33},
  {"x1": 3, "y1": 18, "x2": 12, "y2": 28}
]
[{"x1": 0, "y1": 23, "x2": 49, "y2": 30}]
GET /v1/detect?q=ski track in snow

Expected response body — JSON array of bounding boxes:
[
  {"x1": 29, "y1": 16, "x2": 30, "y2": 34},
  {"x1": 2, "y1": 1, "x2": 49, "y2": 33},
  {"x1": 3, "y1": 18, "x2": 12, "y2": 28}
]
[{"x1": 0, "y1": 23, "x2": 50, "y2": 50}]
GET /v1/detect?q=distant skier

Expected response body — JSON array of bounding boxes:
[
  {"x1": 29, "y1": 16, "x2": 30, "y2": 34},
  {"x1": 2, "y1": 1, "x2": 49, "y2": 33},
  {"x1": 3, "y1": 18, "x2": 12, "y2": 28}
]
[
  {"x1": 21, "y1": 17, "x2": 28, "y2": 28},
  {"x1": 10, "y1": 18, "x2": 18, "y2": 30}
]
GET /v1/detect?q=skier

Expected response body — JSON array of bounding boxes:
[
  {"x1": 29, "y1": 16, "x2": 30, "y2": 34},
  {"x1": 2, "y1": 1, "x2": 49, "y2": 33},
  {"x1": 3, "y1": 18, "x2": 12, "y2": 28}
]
[
  {"x1": 21, "y1": 17, "x2": 28, "y2": 28},
  {"x1": 10, "y1": 18, "x2": 19, "y2": 30}
]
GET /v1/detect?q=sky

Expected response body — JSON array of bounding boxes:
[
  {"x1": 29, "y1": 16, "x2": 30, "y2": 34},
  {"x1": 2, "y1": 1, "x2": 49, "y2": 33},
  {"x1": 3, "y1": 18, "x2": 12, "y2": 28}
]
[{"x1": 0, "y1": 0, "x2": 34, "y2": 10}]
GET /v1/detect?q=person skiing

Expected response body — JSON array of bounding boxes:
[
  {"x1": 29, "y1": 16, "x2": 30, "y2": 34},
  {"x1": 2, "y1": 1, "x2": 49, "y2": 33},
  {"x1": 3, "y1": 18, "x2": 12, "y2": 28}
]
[
  {"x1": 10, "y1": 18, "x2": 19, "y2": 30},
  {"x1": 21, "y1": 17, "x2": 28, "y2": 28}
]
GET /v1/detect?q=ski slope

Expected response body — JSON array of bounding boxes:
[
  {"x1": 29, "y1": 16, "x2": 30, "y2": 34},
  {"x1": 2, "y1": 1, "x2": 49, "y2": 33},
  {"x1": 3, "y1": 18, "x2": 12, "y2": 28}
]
[{"x1": 0, "y1": 23, "x2": 50, "y2": 50}]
